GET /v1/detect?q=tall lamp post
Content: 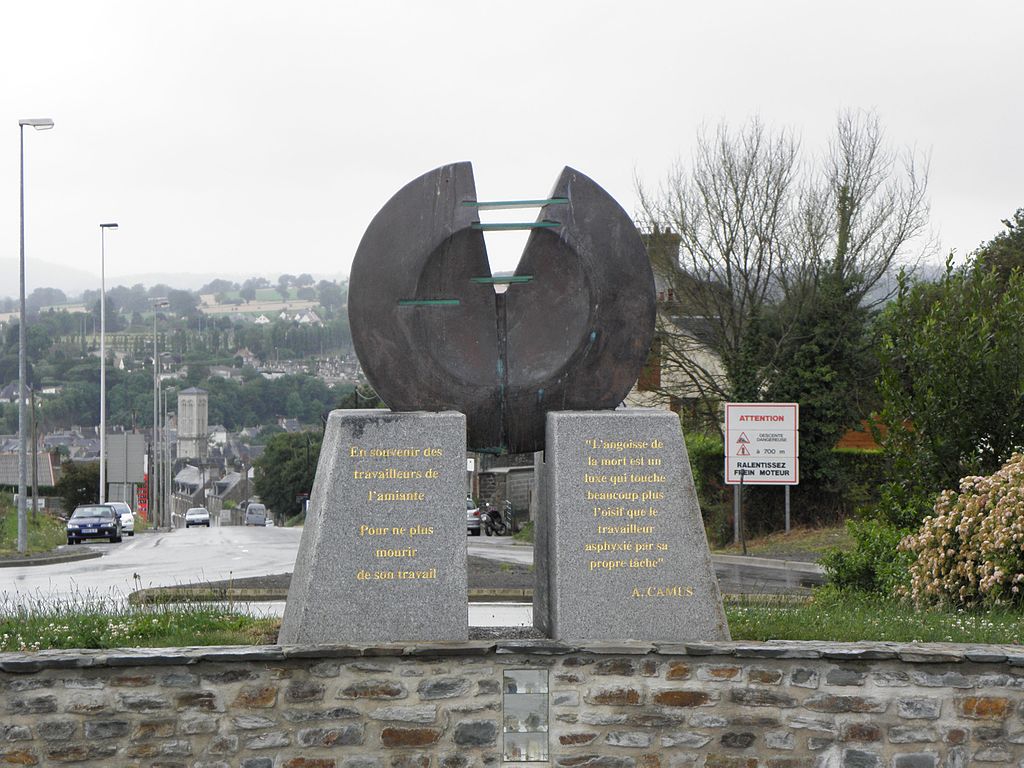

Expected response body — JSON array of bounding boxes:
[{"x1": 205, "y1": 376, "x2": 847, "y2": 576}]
[
  {"x1": 163, "y1": 385, "x2": 174, "y2": 529},
  {"x1": 98, "y1": 223, "x2": 118, "y2": 504},
  {"x1": 17, "y1": 118, "x2": 54, "y2": 554},
  {"x1": 149, "y1": 297, "x2": 168, "y2": 527}
]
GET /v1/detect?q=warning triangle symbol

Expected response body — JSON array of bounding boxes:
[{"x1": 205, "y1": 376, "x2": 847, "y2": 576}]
[
  {"x1": 737, "y1": 444, "x2": 750, "y2": 456},
  {"x1": 737, "y1": 432, "x2": 750, "y2": 444}
]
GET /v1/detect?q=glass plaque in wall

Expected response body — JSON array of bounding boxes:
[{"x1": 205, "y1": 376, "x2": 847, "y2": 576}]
[{"x1": 502, "y1": 670, "x2": 548, "y2": 762}]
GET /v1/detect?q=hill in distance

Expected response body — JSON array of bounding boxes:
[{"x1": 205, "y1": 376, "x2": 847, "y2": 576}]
[{"x1": 0, "y1": 259, "x2": 347, "y2": 301}]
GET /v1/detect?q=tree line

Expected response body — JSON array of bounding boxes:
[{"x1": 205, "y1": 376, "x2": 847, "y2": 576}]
[
  {"x1": 1, "y1": 369, "x2": 353, "y2": 434},
  {"x1": 822, "y1": 209, "x2": 1024, "y2": 596}
]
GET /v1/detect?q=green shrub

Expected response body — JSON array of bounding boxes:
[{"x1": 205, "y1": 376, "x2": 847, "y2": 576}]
[
  {"x1": 821, "y1": 516, "x2": 913, "y2": 595},
  {"x1": 512, "y1": 520, "x2": 534, "y2": 543},
  {"x1": 685, "y1": 432, "x2": 725, "y2": 501},
  {"x1": 833, "y1": 448, "x2": 887, "y2": 512},
  {"x1": 900, "y1": 453, "x2": 1024, "y2": 607},
  {"x1": 685, "y1": 433, "x2": 732, "y2": 546}
]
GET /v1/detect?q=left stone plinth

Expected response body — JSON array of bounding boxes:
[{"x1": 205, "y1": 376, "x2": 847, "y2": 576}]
[{"x1": 280, "y1": 410, "x2": 468, "y2": 644}]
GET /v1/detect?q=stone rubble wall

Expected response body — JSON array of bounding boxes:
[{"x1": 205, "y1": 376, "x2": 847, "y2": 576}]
[{"x1": 2, "y1": 640, "x2": 1024, "y2": 767}]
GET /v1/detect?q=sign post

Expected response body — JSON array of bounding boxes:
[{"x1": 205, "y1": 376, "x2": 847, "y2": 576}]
[{"x1": 724, "y1": 403, "x2": 799, "y2": 540}]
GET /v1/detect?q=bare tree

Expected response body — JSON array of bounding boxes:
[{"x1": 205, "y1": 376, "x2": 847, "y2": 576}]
[
  {"x1": 636, "y1": 118, "x2": 800, "y2": 430},
  {"x1": 798, "y1": 109, "x2": 931, "y2": 305},
  {"x1": 636, "y1": 112, "x2": 931, "y2": 436}
]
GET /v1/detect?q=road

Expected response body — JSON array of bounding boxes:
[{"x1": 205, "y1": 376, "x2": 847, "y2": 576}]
[
  {"x1": 1, "y1": 528, "x2": 526, "y2": 603},
  {"x1": 466, "y1": 535, "x2": 533, "y2": 564},
  {"x1": 467, "y1": 538, "x2": 824, "y2": 594},
  {"x1": 1, "y1": 527, "x2": 820, "y2": 610},
  {"x1": 2, "y1": 526, "x2": 303, "y2": 605}
]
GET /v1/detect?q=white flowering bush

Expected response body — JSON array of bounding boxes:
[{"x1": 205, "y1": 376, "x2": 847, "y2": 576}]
[{"x1": 900, "y1": 453, "x2": 1024, "y2": 607}]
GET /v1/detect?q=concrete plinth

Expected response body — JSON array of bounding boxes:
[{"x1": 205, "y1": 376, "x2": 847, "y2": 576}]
[
  {"x1": 280, "y1": 410, "x2": 468, "y2": 644},
  {"x1": 534, "y1": 409, "x2": 730, "y2": 642}
]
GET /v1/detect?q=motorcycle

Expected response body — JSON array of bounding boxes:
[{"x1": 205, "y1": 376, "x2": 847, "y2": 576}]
[{"x1": 482, "y1": 501, "x2": 509, "y2": 536}]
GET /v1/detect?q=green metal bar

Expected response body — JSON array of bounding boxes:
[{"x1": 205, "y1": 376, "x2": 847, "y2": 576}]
[
  {"x1": 470, "y1": 276, "x2": 534, "y2": 285},
  {"x1": 462, "y1": 198, "x2": 568, "y2": 210},
  {"x1": 471, "y1": 220, "x2": 560, "y2": 231},
  {"x1": 398, "y1": 299, "x2": 460, "y2": 306}
]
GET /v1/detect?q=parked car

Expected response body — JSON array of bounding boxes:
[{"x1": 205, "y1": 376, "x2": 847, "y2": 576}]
[
  {"x1": 107, "y1": 501, "x2": 135, "y2": 536},
  {"x1": 244, "y1": 503, "x2": 267, "y2": 526},
  {"x1": 466, "y1": 497, "x2": 481, "y2": 536},
  {"x1": 66, "y1": 504, "x2": 122, "y2": 544},
  {"x1": 185, "y1": 507, "x2": 211, "y2": 528}
]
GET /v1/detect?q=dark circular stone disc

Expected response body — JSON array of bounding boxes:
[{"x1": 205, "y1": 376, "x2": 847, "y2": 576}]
[{"x1": 348, "y1": 162, "x2": 656, "y2": 454}]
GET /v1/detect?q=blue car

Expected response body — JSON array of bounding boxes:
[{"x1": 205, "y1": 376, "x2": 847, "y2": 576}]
[{"x1": 67, "y1": 504, "x2": 123, "y2": 544}]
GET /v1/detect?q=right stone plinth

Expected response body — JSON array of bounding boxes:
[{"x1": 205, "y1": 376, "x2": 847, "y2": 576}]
[{"x1": 534, "y1": 409, "x2": 730, "y2": 642}]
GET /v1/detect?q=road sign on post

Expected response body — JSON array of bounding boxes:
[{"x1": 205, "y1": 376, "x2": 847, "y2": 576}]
[{"x1": 724, "y1": 403, "x2": 799, "y2": 485}]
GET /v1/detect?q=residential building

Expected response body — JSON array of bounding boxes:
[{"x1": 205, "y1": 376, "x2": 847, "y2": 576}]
[
  {"x1": 0, "y1": 452, "x2": 60, "y2": 486},
  {"x1": 624, "y1": 230, "x2": 726, "y2": 417}
]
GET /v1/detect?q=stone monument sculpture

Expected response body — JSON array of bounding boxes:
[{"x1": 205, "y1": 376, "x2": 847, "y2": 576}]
[
  {"x1": 279, "y1": 162, "x2": 729, "y2": 644},
  {"x1": 347, "y1": 162, "x2": 657, "y2": 455}
]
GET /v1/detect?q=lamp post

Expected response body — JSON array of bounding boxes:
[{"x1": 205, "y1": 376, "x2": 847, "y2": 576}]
[
  {"x1": 155, "y1": 374, "x2": 162, "y2": 528},
  {"x1": 98, "y1": 223, "x2": 118, "y2": 504},
  {"x1": 163, "y1": 385, "x2": 173, "y2": 528},
  {"x1": 149, "y1": 298, "x2": 168, "y2": 527},
  {"x1": 17, "y1": 118, "x2": 54, "y2": 554}
]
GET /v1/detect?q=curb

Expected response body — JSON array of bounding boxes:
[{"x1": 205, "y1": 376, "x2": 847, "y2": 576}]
[
  {"x1": 711, "y1": 553, "x2": 825, "y2": 575},
  {"x1": 0, "y1": 549, "x2": 102, "y2": 568},
  {"x1": 128, "y1": 556, "x2": 826, "y2": 605},
  {"x1": 129, "y1": 587, "x2": 534, "y2": 604},
  {"x1": 129, "y1": 587, "x2": 289, "y2": 605},
  {"x1": 469, "y1": 588, "x2": 532, "y2": 602},
  {"x1": 128, "y1": 587, "x2": 815, "y2": 606}
]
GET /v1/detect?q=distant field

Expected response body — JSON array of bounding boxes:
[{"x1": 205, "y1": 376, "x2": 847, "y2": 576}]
[
  {"x1": 200, "y1": 299, "x2": 319, "y2": 316},
  {"x1": 217, "y1": 287, "x2": 300, "y2": 302}
]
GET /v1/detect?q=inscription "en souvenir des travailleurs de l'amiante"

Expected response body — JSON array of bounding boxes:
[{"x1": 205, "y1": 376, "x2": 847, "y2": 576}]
[{"x1": 347, "y1": 444, "x2": 445, "y2": 583}]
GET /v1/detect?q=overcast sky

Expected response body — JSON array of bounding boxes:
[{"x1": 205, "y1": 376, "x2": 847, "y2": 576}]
[{"x1": 2, "y1": 0, "x2": 1021, "y2": 293}]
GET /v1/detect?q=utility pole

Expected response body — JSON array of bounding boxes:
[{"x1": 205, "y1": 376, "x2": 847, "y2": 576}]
[
  {"x1": 30, "y1": 387, "x2": 39, "y2": 521},
  {"x1": 164, "y1": 388, "x2": 172, "y2": 528},
  {"x1": 17, "y1": 117, "x2": 54, "y2": 553}
]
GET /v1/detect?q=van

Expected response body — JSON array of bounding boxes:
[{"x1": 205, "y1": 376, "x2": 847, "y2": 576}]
[{"x1": 244, "y1": 503, "x2": 267, "y2": 526}]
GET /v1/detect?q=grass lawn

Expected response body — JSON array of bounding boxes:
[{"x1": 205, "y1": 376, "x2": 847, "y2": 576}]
[
  {"x1": 713, "y1": 523, "x2": 853, "y2": 561},
  {"x1": 725, "y1": 588, "x2": 1024, "y2": 644},
  {"x1": 2, "y1": 588, "x2": 1021, "y2": 650},
  {"x1": 0, "y1": 509, "x2": 67, "y2": 557},
  {"x1": 0, "y1": 598, "x2": 278, "y2": 652}
]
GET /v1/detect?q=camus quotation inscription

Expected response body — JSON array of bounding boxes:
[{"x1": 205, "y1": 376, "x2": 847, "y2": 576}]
[{"x1": 581, "y1": 437, "x2": 694, "y2": 600}]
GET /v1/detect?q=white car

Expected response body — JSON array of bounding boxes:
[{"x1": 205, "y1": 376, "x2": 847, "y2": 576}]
[
  {"x1": 108, "y1": 501, "x2": 135, "y2": 536},
  {"x1": 185, "y1": 507, "x2": 211, "y2": 527}
]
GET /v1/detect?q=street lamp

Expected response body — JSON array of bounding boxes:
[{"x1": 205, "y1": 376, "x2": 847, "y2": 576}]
[
  {"x1": 17, "y1": 118, "x2": 54, "y2": 554},
  {"x1": 98, "y1": 222, "x2": 118, "y2": 504},
  {"x1": 163, "y1": 385, "x2": 174, "y2": 529},
  {"x1": 149, "y1": 297, "x2": 168, "y2": 528}
]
